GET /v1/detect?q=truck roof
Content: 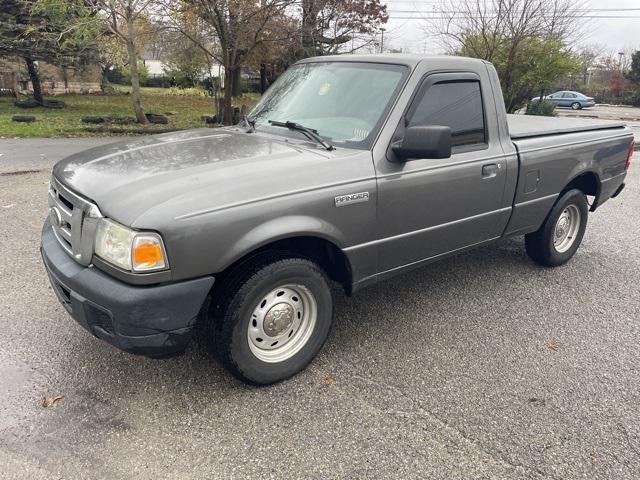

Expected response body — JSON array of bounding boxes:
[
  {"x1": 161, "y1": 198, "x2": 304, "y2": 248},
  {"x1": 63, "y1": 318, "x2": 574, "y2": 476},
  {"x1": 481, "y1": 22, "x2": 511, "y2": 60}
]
[{"x1": 298, "y1": 53, "x2": 489, "y2": 69}]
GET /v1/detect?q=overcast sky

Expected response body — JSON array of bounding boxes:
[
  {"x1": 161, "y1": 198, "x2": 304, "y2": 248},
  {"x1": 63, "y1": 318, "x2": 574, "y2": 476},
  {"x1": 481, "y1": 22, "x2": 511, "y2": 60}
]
[{"x1": 382, "y1": 0, "x2": 640, "y2": 55}]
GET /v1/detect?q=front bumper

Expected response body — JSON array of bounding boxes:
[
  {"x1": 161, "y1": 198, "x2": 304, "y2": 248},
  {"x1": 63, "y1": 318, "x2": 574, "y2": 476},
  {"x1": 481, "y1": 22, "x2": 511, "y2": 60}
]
[{"x1": 41, "y1": 220, "x2": 215, "y2": 357}]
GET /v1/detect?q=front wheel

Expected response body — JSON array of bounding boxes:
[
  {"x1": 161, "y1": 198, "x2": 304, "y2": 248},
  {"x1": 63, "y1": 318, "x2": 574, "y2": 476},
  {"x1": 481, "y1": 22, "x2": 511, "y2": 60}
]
[
  {"x1": 571, "y1": 102, "x2": 582, "y2": 110},
  {"x1": 208, "y1": 256, "x2": 333, "y2": 385},
  {"x1": 525, "y1": 189, "x2": 589, "y2": 267}
]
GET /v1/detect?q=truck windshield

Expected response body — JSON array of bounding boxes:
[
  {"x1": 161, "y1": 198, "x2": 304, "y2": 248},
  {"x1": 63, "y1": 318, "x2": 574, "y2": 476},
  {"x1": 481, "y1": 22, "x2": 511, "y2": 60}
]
[{"x1": 249, "y1": 62, "x2": 409, "y2": 149}]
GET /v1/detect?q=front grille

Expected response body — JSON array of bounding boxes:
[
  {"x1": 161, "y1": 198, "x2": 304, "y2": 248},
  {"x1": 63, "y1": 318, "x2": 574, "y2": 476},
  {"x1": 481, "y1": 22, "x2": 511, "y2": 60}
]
[
  {"x1": 49, "y1": 182, "x2": 74, "y2": 252},
  {"x1": 48, "y1": 177, "x2": 102, "y2": 266}
]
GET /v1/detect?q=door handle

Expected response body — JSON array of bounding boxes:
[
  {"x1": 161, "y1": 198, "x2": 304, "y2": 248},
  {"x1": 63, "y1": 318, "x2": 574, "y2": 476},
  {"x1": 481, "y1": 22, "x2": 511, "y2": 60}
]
[{"x1": 482, "y1": 163, "x2": 499, "y2": 179}]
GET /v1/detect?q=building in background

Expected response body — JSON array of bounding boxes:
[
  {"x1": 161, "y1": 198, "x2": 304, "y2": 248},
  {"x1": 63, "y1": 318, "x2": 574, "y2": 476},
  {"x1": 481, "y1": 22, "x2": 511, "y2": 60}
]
[
  {"x1": 141, "y1": 51, "x2": 225, "y2": 85},
  {"x1": 0, "y1": 58, "x2": 101, "y2": 96}
]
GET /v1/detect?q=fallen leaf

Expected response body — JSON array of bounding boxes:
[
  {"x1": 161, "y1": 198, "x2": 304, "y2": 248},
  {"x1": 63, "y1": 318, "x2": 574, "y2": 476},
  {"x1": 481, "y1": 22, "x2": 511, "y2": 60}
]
[
  {"x1": 42, "y1": 395, "x2": 64, "y2": 408},
  {"x1": 322, "y1": 376, "x2": 337, "y2": 385},
  {"x1": 547, "y1": 343, "x2": 560, "y2": 351}
]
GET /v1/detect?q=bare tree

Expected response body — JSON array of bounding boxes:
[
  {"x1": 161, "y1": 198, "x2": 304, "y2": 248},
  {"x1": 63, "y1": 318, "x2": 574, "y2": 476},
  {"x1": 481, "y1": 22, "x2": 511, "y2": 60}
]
[
  {"x1": 429, "y1": 0, "x2": 587, "y2": 111},
  {"x1": 574, "y1": 44, "x2": 601, "y2": 81},
  {"x1": 159, "y1": 0, "x2": 295, "y2": 125},
  {"x1": 301, "y1": 0, "x2": 388, "y2": 56},
  {"x1": 87, "y1": 0, "x2": 158, "y2": 124}
]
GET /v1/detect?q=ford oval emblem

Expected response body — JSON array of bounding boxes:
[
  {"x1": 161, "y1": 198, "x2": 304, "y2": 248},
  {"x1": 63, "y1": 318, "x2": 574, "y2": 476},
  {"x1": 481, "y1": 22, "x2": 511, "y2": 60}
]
[{"x1": 49, "y1": 206, "x2": 63, "y2": 228}]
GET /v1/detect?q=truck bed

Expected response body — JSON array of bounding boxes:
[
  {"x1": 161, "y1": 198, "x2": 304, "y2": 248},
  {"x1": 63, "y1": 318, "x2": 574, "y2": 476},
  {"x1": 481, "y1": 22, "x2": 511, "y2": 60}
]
[{"x1": 507, "y1": 114, "x2": 626, "y2": 140}]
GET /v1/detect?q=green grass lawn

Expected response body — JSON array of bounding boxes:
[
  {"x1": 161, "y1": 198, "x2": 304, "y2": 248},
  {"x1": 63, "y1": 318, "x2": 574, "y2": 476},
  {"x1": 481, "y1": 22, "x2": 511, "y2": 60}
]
[{"x1": 0, "y1": 88, "x2": 260, "y2": 138}]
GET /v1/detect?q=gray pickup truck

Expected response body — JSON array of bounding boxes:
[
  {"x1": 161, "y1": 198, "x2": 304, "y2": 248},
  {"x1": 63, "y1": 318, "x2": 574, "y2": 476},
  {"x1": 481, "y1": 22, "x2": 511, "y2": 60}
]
[{"x1": 41, "y1": 55, "x2": 633, "y2": 384}]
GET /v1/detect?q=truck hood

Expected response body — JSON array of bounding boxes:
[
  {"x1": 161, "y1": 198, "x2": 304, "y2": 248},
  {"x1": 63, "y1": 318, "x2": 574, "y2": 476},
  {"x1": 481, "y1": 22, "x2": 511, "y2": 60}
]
[{"x1": 53, "y1": 128, "x2": 345, "y2": 226}]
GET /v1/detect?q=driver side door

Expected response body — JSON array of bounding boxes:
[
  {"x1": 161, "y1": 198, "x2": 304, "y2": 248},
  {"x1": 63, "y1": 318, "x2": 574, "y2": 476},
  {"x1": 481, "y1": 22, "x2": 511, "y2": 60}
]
[{"x1": 372, "y1": 72, "x2": 512, "y2": 275}]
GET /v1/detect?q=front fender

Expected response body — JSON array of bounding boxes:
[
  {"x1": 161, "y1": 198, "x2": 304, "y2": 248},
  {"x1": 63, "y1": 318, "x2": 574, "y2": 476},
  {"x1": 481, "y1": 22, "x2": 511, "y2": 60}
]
[{"x1": 216, "y1": 215, "x2": 348, "y2": 271}]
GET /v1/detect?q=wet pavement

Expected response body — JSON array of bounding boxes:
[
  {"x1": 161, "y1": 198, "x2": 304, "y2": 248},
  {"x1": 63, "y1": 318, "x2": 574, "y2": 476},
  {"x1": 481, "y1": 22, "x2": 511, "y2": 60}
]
[{"x1": 1, "y1": 138, "x2": 639, "y2": 479}]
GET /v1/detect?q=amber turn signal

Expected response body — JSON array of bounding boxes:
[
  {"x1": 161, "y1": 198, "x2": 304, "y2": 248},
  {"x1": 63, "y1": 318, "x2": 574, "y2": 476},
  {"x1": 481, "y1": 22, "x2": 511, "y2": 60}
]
[{"x1": 132, "y1": 235, "x2": 167, "y2": 271}]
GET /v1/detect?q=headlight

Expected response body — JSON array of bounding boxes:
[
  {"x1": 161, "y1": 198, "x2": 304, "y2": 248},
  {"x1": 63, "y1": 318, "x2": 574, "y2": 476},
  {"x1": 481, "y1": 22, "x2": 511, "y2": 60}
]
[{"x1": 94, "y1": 218, "x2": 167, "y2": 272}]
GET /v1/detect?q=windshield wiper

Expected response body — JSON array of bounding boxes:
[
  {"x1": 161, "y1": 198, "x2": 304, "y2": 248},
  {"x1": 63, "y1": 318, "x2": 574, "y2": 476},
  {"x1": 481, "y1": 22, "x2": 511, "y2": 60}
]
[
  {"x1": 268, "y1": 120, "x2": 334, "y2": 151},
  {"x1": 243, "y1": 114, "x2": 256, "y2": 133}
]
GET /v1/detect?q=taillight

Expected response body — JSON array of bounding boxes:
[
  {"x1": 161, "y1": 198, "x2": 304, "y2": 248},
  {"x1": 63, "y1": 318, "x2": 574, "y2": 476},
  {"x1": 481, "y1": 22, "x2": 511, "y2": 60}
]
[{"x1": 625, "y1": 140, "x2": 635, "y2": 171}]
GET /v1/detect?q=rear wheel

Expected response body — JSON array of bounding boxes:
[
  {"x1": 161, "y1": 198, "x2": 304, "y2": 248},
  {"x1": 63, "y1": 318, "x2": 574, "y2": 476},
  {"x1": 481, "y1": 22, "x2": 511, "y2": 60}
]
[
  {"x1": 208, "y1": 255, "x2": 333, "y2": 385},
  {"x1": 571, "y1": 102, "x2": 581, "y2": 110},
  {"x1": 525, "y1": 189, "x2": 589, "y2": 267}
]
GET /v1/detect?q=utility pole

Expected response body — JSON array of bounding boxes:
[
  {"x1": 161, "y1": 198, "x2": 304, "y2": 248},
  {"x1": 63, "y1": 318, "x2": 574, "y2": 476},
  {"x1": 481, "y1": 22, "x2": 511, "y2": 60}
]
[
  {"x1": 380, "y1": 28, "x2": 386, "y2": 54},
  {"x1": 618, "y1": 52, "x2": 625, "y2": 71}
]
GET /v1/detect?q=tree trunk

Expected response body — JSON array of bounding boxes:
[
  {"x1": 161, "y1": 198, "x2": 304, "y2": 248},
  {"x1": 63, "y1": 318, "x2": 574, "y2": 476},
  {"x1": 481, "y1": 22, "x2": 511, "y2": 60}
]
[
  {"x1": 501, "y1": 40, "x2": 522, "y2": 114},
  {"x1": 100, "y1": 66, "x2": 110, "y2": 93},
  {"x1": 223, "y1": 64, "x2": 234, "y2": 125},
  {"x1": 10, "y1": 72, "x2": 19, "y2": 100},
  {"x1": 302, "y1": 0, "x2": 319, "y2": 55},
  {"x1": 24, "y1": 57, "x2": 43, "y2": 104},
  {"x1": 260, "y1": 64, "x2": 267, "y2": 93},
  {"x1": 125, "y1": 35, "x2": 148, "y2": 124},
  {"x1": 231, "y1": 66, "x2": 241, "y2": 97}
]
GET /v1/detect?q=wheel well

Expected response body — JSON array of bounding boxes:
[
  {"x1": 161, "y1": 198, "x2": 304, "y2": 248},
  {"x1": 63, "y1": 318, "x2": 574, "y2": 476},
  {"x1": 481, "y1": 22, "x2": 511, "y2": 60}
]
[
  {"x1": 219, "y1": 236, "x2": 353, "y2": 295},
  {"x1": 563, "y1": 172, "x2": 600, "y2": 209}
]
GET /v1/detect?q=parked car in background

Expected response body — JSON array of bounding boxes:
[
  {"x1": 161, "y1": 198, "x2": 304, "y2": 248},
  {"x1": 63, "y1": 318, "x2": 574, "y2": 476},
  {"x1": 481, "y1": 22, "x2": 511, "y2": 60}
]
[{"x1": 531, "y1": 91, "x2": 595, "y2": 110}]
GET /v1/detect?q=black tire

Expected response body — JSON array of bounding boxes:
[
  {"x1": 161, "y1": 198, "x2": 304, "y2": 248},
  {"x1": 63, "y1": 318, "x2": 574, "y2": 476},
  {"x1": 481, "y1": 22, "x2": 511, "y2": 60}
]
[
  {"x1": 571, "y1": 102, "x2": 581, "y2": 110},
  {"x1": 525, "y1": 189, "x2": 589, "y2": 267},
  {"x1": 208, "y1": 254, "x2": 333, "y2": 385}
]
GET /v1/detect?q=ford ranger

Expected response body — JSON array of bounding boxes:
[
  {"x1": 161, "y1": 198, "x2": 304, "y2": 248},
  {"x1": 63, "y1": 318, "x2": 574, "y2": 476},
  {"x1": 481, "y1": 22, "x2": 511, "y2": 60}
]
[{"x1": 41, "y1": 55, "x2": 634, "y2": 384}]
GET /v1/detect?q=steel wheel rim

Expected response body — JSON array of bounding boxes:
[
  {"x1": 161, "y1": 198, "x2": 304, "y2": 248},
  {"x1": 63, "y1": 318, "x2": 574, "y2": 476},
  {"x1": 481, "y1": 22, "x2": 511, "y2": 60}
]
[
  {"x1": 247, "y1": 284, "x2": 317, "y2": 363},
  {"x1": 554, "y1": 204, "x2": 581, "y2": 253}
]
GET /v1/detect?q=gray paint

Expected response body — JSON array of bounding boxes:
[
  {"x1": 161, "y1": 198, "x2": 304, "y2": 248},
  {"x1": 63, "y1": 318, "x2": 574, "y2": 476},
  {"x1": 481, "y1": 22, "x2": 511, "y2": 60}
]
[
  {"x1": 508, "y1": 114, "x2": 625, "y2": 139},
  {"x1": 48, "y1": 54, "x2": 632, "y2": 290}
]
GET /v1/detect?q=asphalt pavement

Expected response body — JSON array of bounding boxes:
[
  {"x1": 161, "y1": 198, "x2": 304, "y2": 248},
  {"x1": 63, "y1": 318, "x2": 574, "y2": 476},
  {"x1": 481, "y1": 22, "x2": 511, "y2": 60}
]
[
  {"x1": 555, "y1": 105, "x2": 640, "y2": 143},
  {"x1": 1, "y1": 137, "x2": 639, "y2": 479},
  {"x1": 0, "y1": 137, "x2": 120, "y2": 174}
]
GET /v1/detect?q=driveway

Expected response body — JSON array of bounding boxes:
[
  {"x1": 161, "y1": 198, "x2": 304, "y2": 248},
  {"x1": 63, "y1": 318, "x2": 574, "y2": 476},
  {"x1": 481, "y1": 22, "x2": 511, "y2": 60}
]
[
  {"x1": 1, "y1": 138, "x2": 639, "y2": 479},
  {"x1": 555, "y1": 105, "x2": 640, "y2": 142},
  {"x1": 0, "y1": 137, "x2": 124, "y2": 174},
  {"x1": 555, "y1": 104, "x2": 640, "y2": 121}
]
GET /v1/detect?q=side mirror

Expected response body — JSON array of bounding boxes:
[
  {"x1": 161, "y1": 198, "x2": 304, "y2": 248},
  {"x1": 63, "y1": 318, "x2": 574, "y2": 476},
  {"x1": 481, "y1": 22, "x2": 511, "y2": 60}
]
[{"x1": 391, "y1": 125, "x2": 452, "y2": 162}]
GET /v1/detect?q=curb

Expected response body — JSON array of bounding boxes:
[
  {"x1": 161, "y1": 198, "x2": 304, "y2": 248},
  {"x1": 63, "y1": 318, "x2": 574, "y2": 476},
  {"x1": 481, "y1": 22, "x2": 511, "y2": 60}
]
[{"x1": 595, "y1": 104, "x2": 634, "y2": 108}]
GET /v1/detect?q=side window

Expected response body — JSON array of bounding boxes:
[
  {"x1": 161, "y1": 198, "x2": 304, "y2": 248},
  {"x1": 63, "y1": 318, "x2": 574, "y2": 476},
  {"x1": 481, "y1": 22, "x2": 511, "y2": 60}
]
[
  {"x1": 408, "y1": 80, "x2": 486, "y2": 147},
  {"x1": 565, "y1": 92, "x2": 576, "y2": 99}
]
